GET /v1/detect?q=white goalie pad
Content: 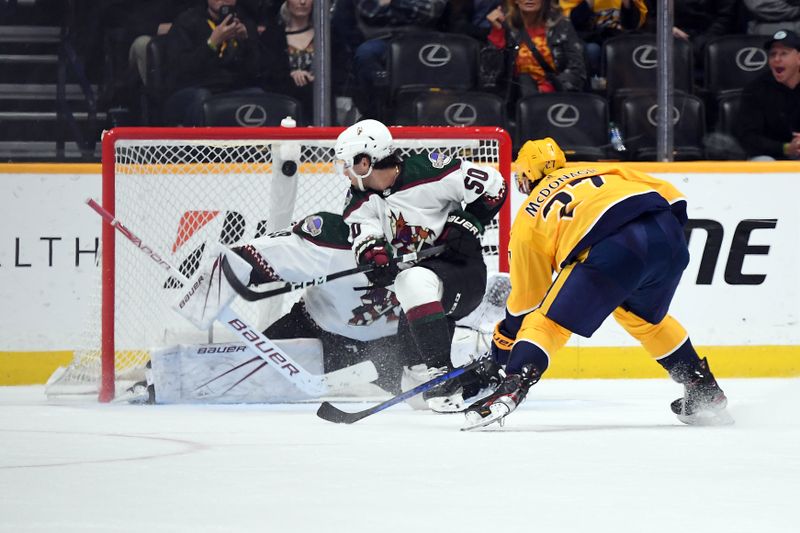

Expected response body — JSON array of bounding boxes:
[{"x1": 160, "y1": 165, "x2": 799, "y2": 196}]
[
  {"x1": 172, "y1": 242, "x2": 253, "y2": 330},
  {"x1": 150, "y1": 339, "x2": 326, "y2": 404}
]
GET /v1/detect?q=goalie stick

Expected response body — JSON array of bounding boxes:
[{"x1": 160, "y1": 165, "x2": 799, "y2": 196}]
[
  {"x1": 222, "y1": 244, "x2": 448, "y2": 302},
  {"x1": 85, "y1": 198, "x2": 378, "y2": 397},
  {"x1": 316, "y1": 358, "x2": 485, "y2": 424}
]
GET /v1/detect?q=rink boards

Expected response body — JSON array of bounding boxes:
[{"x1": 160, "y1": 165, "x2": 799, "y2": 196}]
[{"x1": 1, "y1": 161, "x2": 799, "y2": 383}]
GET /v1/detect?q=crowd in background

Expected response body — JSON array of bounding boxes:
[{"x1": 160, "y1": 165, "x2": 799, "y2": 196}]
[{"x1": 69, "y1": 0, "x2": 800, "y2": 160}]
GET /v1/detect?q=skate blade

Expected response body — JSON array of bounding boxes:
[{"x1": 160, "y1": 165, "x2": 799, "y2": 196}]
[
  {"x1": 677, "y1": 407, "x2": 735, "y2": 426},
  {"x1": 461, "y1": 404, "x2": 509, "y2": 431}
]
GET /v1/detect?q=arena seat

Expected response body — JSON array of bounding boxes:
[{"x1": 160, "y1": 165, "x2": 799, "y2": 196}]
[
  {"x1": 617, "y1": 92, "x2": 706, "y2": 161},
  {"x1": 705, "y1": 91, "x2": 746, "y2": 160},
  {"x1": 387, "y1": 31, "x2": 479, "y2": 123},
  {"x1": 516, "y1": 93, "x2": 610, "y2": 161},
  {"x1": 602, "y1": 34, "x2": 693, "y2": 116},
  {"x1": 202, "y1": 92, "x2": 303, "y2": 127},
  {"x1": 704, "y1": 34, "x2": 770, "y2": 99},
  {"x1": 141, "y1": 34, "x2": 169, "y2": 125},
  {"x1": 402, "y1": 91, "x2": 506, "y2": 128},
  {"x1": 715, "y1": 91, "x2": 743, "y2": 137}
]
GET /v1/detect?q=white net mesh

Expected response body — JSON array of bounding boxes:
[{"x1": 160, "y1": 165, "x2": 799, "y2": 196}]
[{"x1": 47, "y1": 129, "x2": 508, "y2": 400}]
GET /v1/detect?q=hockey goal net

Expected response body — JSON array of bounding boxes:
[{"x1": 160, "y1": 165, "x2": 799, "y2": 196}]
[{"x1": 47, "y1": 126, "x2": 512, "y2": 401}]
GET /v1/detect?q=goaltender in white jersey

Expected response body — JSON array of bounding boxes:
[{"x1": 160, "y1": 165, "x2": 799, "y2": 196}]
[{"x1": 148, "y1": 211, "x2": 406, "y2": 404}]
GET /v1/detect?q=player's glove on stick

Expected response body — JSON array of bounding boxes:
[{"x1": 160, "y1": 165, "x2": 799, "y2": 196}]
[
  {"x1": 438, "y1": 209, "x2": 484, "y2": 260},
  {"x1": 358, "y1": 240, "x2": 399, "y2": 286},
  {"x1": 492, "y1": 320, "x2": 516, "y2": 366}
]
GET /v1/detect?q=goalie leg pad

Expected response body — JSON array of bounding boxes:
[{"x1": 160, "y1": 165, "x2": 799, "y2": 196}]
[
  {"x1": 150, "y1": 339, "x2": 325, "y2": 404},
  {"x1": 172, "y1": 242, "x2": 253, "y2": 330}
]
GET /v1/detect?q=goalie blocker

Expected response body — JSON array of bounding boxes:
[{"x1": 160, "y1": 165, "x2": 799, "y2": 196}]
[{"x1": 173, "y1": 242, "x2": 253, "y2": 331}]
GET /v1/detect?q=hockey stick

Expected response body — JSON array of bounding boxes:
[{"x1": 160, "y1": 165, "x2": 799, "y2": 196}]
[
  {"x1": 316, "y1": 358, "x2": 484, "y2": 424},
  {"x1": 86, "y1": 198, "x2": 378, "y2": 396},
  {"x1": 223, "y1": 244, "x2": 448, "y2": 302}
]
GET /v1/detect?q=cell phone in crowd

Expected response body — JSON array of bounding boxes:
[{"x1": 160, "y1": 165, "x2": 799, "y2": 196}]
[{"x1": 219, "y1": 5, "x2": 237, "y2": 20}]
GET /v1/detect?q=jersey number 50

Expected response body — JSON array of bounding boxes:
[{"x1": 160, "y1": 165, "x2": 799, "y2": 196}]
[{"x1": 464, "y1": 168, "x2": 489, "y2": 194}]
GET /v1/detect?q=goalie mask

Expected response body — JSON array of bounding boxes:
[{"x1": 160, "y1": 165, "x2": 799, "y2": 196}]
[
  {"x1": 334, "y1": 119, "x2": 394, "y2": 191},
  {"x1": 512, "y1": 137, "x2": 566, "y2": 194}
]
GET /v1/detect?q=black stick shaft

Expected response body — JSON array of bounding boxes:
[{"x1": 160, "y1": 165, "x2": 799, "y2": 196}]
[{"x1": 228, "y1": 244, "x2": 448, "y2": 302}]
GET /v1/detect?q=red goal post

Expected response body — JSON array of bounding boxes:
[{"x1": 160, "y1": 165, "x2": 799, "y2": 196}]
[{"x1": 75, "y1": 126, "x2": 511, "y2": 402}]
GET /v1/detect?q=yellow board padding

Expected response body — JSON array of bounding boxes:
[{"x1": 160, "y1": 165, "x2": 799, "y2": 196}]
[
  {"x1": 546, "y1": 345, "x2": 800, "y2": 378},
  {"x1": 0, "y1": 163, "x2": 100, "y2": 174},
  {"x1": 0, "y1": 351, "x2": 74, "y2": 385},
  {"x1": 1, "y1": 346, "x2": 799, "y2": 385}
]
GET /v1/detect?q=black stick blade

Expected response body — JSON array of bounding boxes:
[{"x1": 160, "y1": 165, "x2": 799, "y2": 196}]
[{"x1": 316, "y1": 401, "x2": 374, "y2": 424}]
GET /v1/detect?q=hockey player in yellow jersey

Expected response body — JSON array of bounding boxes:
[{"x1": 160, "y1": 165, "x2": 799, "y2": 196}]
[{"x1": 464, "y1": 138, "x2": 733, "y2": 430}]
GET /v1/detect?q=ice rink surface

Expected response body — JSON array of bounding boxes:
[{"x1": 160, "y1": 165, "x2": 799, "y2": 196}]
[{"x1": 1, "y1": 378, "x2": 798, "y2": 533}]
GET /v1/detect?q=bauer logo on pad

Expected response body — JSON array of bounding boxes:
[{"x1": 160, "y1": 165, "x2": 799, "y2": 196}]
[
  {"x1": 301, "y1": 215, "x2": 324, "y2": 237},
  {"x1": 429, "y1": 151, "x2": 452, "y2": 169}
]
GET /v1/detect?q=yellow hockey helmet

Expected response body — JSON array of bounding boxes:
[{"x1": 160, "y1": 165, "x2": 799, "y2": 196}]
[{"x1": 512, "y1": 138, "x2": 567, "y2": 194}]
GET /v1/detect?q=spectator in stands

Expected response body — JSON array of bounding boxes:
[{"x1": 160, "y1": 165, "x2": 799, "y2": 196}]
[
  {"x1": 744, "y1": 0, "x2": 800, "y2": 36},
  {"x1": 736, "y1": 30, "x2": 800, "y2": 160},
  {"x1": 486, "y1": 0, "x2": 587, "y2": 98},
  {"x1": 163, "y1": 0, "x2": 266, "y2": 126},
  {"x1": 280, "y1": 0, "x2": 316, "y2": 114},
  {"x1": 444, "y1": 0, "x2": 502, "y2": 39},
  {"x1": 254, "y1": 2, "x2": 295, "y2": 98},
  {"x1": 330, "y1": 0, "x2": 366, "y2": 122},
  {"x1": 560, "y1": 0, "x2": 648, "y2": 78},
  {"x1": 126, "y1": 1, "x2": 195, "y2": 86},
  {"x1": 640, "y1": 0, "x2": 740, "y2": 84},
  {"x1": 671, "y1": 0, "x2": 740, "y2": 77},
  {"x1": 442, "y1": 0, "x2": 509, "y2": 94},
  {"x1": 351, "y1": 0, "x2": 449, "y2": 119}
]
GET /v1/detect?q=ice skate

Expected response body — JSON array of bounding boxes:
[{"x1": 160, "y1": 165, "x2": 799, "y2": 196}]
[
  {"x1": 121, "y1": 380, "x2": 155, "y2": 405},
  {"x1": 459, "y1": 356, "x2": 504, "y2": 405},
  {"x1": 671, "y1": 357, "x2": 733, "y2": 426},
  {"x1": 422, "y1": 356, "x2": 504, "y2": 413},
  {"x1": 415, "y1": 365, "x2": 465, "y2": 413},
  {"x1": 400, "y1": 364, "x2": 462, "y2": 411},
  {"x1": 462, "y1": 365, "x2": 540, "y2": 430}
]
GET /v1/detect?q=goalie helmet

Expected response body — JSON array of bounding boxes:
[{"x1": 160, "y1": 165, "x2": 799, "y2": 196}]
[
  {"x1": 512, "y1": 137, "x2": 566, "y2": 194},
  {"x1": 334, "y1": 119, "x2": 394, "y2": 191}
]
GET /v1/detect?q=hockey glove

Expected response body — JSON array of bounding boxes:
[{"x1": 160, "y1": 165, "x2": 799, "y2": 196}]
[
  {"x1": 358, "y1": 240, "x2": 399, "y2": 286},
  {"x1": 173, "y1": 242, "x2": 253, "y2": 330},
  {"x1": 438, "y1": 209, "x2": 484, "y2": 260},
  {"x1": 491, "y1": 320, "x2": 516, "y2": 366}
]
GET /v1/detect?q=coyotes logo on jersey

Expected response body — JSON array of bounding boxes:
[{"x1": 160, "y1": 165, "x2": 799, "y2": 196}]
[
  {"x1": 389, "y1": 211, "x2": 435, "y2": 253},
  {"x1": 349, "y1": 287, "x2": 401, "y2": 326}
]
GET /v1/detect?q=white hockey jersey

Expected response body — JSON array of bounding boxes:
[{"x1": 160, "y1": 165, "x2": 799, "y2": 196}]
[
  {"x1": 343, "y1": 152, "x2": 507, "y2": 256},
  {"x1": 246, "y1": 212, "x2": 400, "y2": 341}
]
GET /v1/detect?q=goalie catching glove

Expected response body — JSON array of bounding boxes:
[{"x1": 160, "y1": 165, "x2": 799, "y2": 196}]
[
  {"x1": 357, "y1": 239, "x2": 399, "y2": 286},
  {"x1": 437, "y1": 209, "x2": 484, "y2": 260},
  {"x1": 172, "y1": 242, "x2": 253, "y2": 330}
]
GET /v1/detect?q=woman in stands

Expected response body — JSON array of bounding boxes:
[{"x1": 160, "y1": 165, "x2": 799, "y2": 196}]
[
  {"x1": 280, "y1": 0, "x2": 315, "y2": 114},
  {"x1": 485, "y1": 0, "x2": 587, "y2": 99}
]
